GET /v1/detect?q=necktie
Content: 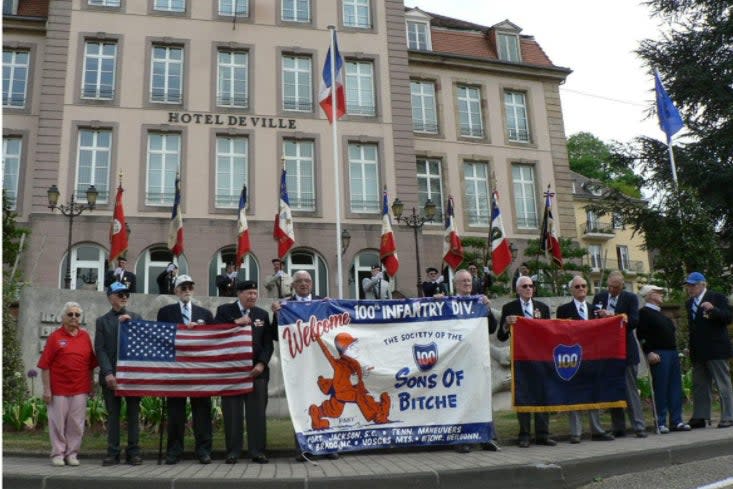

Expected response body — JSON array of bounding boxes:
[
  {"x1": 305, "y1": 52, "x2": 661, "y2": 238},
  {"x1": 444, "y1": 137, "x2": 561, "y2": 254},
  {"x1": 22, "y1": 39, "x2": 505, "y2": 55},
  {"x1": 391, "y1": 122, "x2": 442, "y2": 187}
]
[
  {"x1": 578, "y1": 304, "x2": 586, "y2": 320},
  {"x1": 692, "y1": 299, "x2": 699, "y2": 319},
  {"x1": 523, "y1": 302, "x2": 532, "y2": 318},
  {"x1": 242, "y1": 308, "x2": 249, "y2": 317},
  {"x1": 608, "y1": 297, "x2": 617, "y2": 314},
  {"x1": 182, "y1": 303, "x2": 190, "y2": 324}
]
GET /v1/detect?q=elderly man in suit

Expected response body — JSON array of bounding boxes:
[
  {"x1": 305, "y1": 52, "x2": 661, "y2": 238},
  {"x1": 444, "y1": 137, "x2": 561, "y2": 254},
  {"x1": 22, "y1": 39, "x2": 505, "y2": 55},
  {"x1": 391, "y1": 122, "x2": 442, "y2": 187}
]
[
  {"x1": 362, "y1": 264, "x2": 392, "y2": 300},
  {"x1": 498, "y1": 275, "x2": 556, "y2": 448},
  {"x1": 683, "y1": 272, "x2": 733, "y2": 429},
  {"x1": 591, "y1": 270, "x2": 647, "y2": 438},
  {"x1": 556, "y1": 276, "x2": 615, "y2": 443},
  {"x1": 156, "y1": 274, "x2": 215, "y2": 465},
  {"x1": 214, "y1": 280, "x2": 274, "y2": 464},
  {"x1": 95, "y1": 281, "x2": 143, "y2": 466},
  {"x1": 104, "y1": 257, "x2": 136, "y2": 293}
]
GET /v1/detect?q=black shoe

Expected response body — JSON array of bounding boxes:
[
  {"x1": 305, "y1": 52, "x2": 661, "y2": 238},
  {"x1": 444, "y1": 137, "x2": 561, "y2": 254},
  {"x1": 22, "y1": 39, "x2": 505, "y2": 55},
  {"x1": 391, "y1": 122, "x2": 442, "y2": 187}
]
[
  {"x1": 718, "y1": 420, "x2": 733, "y2": 428},
  {"x1": 612, "y1": 430, "x2": 626, "y2": 438},
  {"x1": 252, "y1": 455, "x2": 269, "y2": 464},
  {"x1": 324, "y1": 452, "x2": 339, "y2": 460},
  {"x1": 198, "y1": 454, "x2": 212, "y2": 465},
  {"x1": 164, "y1": 456, "x2": 179, "y2": 465},
  {"x1": 635, "y1": 430, "x2": 648, "y2": 438},
  {"x1": 225, "y1": 456, "x2": 238, "y2": 464},
  {"x1": 688, "y1": 418, "x2": 706, "y2": 429},
  {"x1": 591, "y1": 432, "x2": 615, "y2": 441},
  {"x1": 518, "y1": 439, "x2": 530, "y2": 448},
  {"x1": 455, "y1": 444, "x2": 471, "y2": 453},
  {"x1": 569, "y1": 436, "x2": 581, "y2": 444},
  {"x1": 481, "y1": 441, "x2": 501, "y2": 452},
  {"x1": 536, "y1": 438, "x2": 557, "y2": 446},
  {"x1": 295, "y1": 452, "x2": 308, "y2": 462},
  {"x1": 126, "y1": 455, "x2": 143, "y2": 466},
  {"x1": 102, "y1": 456, "x2": 120, "y2": 466}
]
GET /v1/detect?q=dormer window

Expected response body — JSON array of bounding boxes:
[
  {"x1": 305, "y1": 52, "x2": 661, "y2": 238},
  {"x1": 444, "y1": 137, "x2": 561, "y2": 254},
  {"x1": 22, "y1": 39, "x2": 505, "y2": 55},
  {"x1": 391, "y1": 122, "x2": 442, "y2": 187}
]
[
  {"x1": 497, "y1": 32, "x2": 520, "y2": 62},
  {"x1": 405, "y1": 9, "x2": 432, "y2": 51}
]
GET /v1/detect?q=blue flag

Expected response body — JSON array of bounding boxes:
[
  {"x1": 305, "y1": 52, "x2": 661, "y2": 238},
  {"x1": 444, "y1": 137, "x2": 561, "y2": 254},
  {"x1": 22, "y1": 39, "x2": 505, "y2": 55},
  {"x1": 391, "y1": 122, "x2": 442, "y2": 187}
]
[{"x1": 654, "y1": 70, "x2": 683, "y2": 142}]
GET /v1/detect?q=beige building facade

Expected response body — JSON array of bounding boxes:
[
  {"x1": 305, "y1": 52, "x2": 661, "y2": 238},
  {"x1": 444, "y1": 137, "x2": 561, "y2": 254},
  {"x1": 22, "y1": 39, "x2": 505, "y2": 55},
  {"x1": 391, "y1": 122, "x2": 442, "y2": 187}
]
[{"x1": 4, "y1": 0, "x2": 574, "y2": 298}]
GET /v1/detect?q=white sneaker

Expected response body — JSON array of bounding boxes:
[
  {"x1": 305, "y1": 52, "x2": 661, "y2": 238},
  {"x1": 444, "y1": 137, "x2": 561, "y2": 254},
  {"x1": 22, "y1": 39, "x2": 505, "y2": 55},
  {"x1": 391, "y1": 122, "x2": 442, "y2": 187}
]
[
  {"x1": 66, "y1": 455, "x2": 80, "y2": 466},
  {"x1": 51, "y1": 456, "x2": 65, "y2": 466},
  {"x1": 658, "y1": 425, "x2": 670, "y2": 434}
]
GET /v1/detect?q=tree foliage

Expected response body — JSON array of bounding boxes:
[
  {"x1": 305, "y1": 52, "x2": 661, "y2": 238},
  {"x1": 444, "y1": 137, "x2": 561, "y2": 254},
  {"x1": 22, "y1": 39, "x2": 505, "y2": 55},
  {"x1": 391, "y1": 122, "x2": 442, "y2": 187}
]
[
  {"x1": 567, "y1": 132, "x2": 642, "y2": 198},
  {"x1": 523, "y1": 237, "x2": 590, "y2": 297}
]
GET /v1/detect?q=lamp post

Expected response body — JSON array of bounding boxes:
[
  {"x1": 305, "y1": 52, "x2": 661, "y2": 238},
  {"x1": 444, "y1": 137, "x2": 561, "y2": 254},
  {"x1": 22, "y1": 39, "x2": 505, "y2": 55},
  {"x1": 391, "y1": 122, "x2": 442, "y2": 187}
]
[
  {"x1": 47, "y1": 184, "x2": 98, "y2": 289},
  {"x1": 340, "y1": 228, "x2": 351, "y2": 256},
  {"x1": 391, "y1": 197, "x2": 436, "y2": 297}
]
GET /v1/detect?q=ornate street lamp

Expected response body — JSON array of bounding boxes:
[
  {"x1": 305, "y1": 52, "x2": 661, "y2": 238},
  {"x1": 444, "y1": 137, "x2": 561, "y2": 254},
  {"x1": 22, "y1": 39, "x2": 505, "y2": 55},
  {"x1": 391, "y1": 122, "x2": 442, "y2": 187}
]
[
  {"x1": 47, "y1": 184, "x2": 98, "y2": 289},
  {"x1": 341, "y1": 228, "x2": 351, "y2": 256},
  {"x1": 391, "y1": 197, "x2": 436, "y2": 297}
]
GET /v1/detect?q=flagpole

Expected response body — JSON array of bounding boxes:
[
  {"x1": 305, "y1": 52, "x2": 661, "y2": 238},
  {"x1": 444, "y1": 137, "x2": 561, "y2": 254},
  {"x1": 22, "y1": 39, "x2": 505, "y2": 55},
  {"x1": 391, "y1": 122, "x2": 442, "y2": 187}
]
[
  {"x1": 667, "y1": 140, "x2": 678, "y2": 188},
  {"x1": 328, "y1": 25, "x2": 344, "y2": 299}
]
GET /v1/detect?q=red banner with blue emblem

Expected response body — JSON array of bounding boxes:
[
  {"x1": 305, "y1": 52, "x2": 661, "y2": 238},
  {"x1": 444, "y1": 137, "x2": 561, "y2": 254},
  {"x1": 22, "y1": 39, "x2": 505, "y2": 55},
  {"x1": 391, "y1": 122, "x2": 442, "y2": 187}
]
[{"x1": 511, "y1": 316, "x2": 628, "y2": 412}]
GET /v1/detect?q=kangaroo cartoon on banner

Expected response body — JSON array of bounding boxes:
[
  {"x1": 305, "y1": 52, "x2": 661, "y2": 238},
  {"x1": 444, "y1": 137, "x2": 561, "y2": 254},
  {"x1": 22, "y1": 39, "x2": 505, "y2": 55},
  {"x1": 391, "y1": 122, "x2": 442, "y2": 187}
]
[{"x1": 276, "y1": 298, "x2": 494, "y2": 455}]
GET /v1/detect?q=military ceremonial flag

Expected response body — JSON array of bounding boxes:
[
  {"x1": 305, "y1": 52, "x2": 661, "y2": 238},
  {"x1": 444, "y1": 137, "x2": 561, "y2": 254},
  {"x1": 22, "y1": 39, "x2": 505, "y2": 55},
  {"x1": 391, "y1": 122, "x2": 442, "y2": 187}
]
[
  {"x1": 115, "y1": 320, "x2": 253, "y2": 397},
  {"x1": 235, "y1": 184, "x2": 251, "y2": 267},
  {"x1": 539, "y1": 186, "x2": 562, "y2": 267},
  {"x1": 318, "y1": 29, "x2": 346, "y2": 123},
  {"x1": 379, "y1": 190, "x2": 399, "y2": 277},
  {"x1": 490, "y1": 190, "x2": 512, "y2": 276},
  {"x1": 274, "y1": 167, "x2": 295, "y2": 259},
  {"x1": 511, "y1": 316, "x2": 627, "y2": 412},
  {"x1": 167, "y1": 175, "x2": 184, "y2": 256},
  {"x1": 109, "y1": 183, "x2": 128, "y2": 263},
  {"x1": 442, "y1": 196, "x2": 464, "y2": 270}
]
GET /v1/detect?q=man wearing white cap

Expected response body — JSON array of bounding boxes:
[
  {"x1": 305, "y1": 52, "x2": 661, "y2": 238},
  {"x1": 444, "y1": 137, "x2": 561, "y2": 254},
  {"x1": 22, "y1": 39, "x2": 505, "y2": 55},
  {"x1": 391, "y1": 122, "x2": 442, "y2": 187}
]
[
  {"x1": 156, "y1": 275, "x2": 215, "y2": 464},
  {"x1": 637, "y1": 284, "x2": 690, "y2": 433},
  {"x1": 683, "y1": 272, "x2": 733, "y2": 429}
]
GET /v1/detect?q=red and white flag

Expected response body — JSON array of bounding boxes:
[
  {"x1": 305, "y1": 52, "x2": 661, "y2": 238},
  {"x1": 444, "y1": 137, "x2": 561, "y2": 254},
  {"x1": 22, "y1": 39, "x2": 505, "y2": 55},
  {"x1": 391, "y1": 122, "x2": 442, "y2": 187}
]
[
  {"x1": 109, "y1": 184, "x2": 128, "y2": 263},
  {"x1": 379, "y1": 191, "x2": 399, "y2": 277},
  {"x1": 167, "y1": 175, "x2": 184, "y2": 257},
  {"x1": 540, "y1": 186, "x2": 563, "y2": 267},
  {"x1": 490, "y1": 190, "x2": 512, "y2": 276},
  {"x1": 235, "y1": 185, "x2": 251, "y2": 267},
  {"x1": 115, "y1": 321, "x2": 253, "y2": 398},
  {"x1": 442, "y1": 196, "x2": 464, "y2": 270},
  {"x1": 318, "y1": 30, "x2": 346, "y2": 123},
  {"x1": 273, "y1": 167, "x2": 295, "y2": 259}
]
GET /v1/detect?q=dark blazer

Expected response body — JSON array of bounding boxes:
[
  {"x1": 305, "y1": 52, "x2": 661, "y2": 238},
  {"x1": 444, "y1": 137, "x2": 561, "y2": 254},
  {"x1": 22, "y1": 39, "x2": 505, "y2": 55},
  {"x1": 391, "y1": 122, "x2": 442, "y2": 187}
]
[
  {"x1": 216, "y1": 274, "x2": 237, "y2": 297},
  {"x1": 685, "y1": 290, "x2": 733, "y2": 362},
  {"x1": 156, "y1": 271, "x2": 176, "y2": 295},
  {"x1": 215, "y1": 302, "x2": 274, "y2": 381},
  {"x1": 104, "y1": 269, "x2": 137, "y2": 293},
  {"x1": 422, "y1": 281, "x2": 449, "y2": 297},
  {"x1": 94, "y1": 308, "x2": 142, "y2": 386},
  {"x1": 591, "y1": 290, "x2": 640, "y2": 365},
  {"x1": 556, "y1": 300, "x2": 591, "y2": 321},
  {"x1": 157, "y1": 302, "x2": 214, "y2": 325},
  {"x1": 497, "y1": 298, "x2": 551, "y2": 342}
]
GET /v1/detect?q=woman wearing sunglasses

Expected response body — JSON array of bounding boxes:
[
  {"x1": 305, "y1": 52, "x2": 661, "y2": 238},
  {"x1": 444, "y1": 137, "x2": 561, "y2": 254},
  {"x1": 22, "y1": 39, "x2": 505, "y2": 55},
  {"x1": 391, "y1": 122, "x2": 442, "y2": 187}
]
[{"x1": 37, "y1": 301, "x2": 98, "y2": 467}]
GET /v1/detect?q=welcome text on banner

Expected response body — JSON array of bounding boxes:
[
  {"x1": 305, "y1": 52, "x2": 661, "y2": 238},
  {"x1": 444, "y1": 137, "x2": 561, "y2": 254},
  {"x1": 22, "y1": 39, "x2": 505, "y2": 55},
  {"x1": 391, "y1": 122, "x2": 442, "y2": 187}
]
[{"x1": 277, "y1": 297, "x2": 494, "y2": 455}]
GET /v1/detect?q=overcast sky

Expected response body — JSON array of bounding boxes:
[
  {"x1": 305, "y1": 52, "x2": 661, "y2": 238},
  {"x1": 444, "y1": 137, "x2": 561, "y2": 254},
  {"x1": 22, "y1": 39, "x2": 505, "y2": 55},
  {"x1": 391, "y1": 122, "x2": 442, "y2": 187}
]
[{"x1": 404, "y1": 0, "x2": 668, "y2": 145}]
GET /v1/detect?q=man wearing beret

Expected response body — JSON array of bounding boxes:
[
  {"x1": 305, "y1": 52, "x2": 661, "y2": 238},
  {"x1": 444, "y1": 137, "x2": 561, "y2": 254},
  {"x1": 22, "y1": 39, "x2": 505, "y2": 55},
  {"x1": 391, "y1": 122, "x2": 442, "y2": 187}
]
[
  {"x1": 95, "y1": 282, "x2": 143, "y2": 466},
  {"x1": 215, "y1": 280, "x2": 274, "y2": 464},
  {"x1": 683, "y1": 272, "x2": 733, "y2": 429}
]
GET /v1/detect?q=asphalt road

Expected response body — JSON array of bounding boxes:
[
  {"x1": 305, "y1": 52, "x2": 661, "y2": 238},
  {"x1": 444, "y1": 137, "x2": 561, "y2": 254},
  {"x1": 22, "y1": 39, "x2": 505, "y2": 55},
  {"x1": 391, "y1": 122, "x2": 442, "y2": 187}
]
[{"x1": 578, "y1": 455, "x2": 733, "y2": 489}]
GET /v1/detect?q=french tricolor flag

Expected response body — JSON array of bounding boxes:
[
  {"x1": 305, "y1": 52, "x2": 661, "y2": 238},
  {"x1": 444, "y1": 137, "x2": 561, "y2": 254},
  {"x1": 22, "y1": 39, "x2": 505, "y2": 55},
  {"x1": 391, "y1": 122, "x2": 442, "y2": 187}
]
[
  {"x1": 167, "y1": 175, "x2": 184, "y2": 257},
  {"x1": 235, "y1": 184, "x2": 251, "y2": 267},
  {"x1": 318, "y1": 30, "x2": 346, "y2": 123}
]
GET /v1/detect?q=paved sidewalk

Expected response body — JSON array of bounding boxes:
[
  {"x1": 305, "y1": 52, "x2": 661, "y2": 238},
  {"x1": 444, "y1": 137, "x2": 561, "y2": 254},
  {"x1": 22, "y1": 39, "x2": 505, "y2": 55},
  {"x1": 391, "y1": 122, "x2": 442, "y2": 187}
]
[{"x1": 4, "y1": 427, "x2": 732, "y2": 489}]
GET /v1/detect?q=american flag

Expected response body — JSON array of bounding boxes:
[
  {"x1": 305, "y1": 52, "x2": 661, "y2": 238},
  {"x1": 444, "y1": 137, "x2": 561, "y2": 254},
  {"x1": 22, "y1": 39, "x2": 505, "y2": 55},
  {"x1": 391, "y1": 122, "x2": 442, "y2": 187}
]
[{"x1": 115, "y1": 320, "x2": 253, "y2": 397}]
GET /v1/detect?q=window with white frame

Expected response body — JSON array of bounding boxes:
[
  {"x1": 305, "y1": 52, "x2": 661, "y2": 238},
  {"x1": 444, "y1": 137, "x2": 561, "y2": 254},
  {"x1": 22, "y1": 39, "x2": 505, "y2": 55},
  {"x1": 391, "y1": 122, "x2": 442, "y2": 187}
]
[
  {"x1": 88, "y1": 0, "x2": 121, "y2": 6},
  {"x1": 215, "y1": 136, "x2": 248, "y2": 208},
  {"x1": 345, "y1": 60, "x2": 375, "y2": 116},
  {"x1": 76, "y1": 129, "x2": 111, "y2": 203},
  {"x1": 4, "y1": 0, "x2": 18, "y2": 14},
  {"x1": 416, "y1": 158, "x2": 444, "y2": 222},
  {"x1": 512, "y1": 164, "x2": 538, "y2": 228},
  {"x1": 589, "y1": 244, "x2": 602, "y2": 270},
  {"x1": 282, "y1": 55, "x2": 312, "y2": 112},
  {"x1": 406, "y1": 20, "x2": 430, "y2": 50},
  {"x1": 617, "y1": 245, "x2": 630, "y2": 271},
  {"x1": 150, "y1": 45, "x2": 183, "y2": 103},
  {"x1": 60, "y1": 244, "x2": 106, "y2": 291},
  {"x1": 505, "y1": 90, "x2": 529, "y2": 142},
  {"x1": 351, "y1": 251, "x2": 384, "y2": 299},
  {"x1": 281, "y1": 0, "x2": 310, "y2": 22},
  {"x1": 497, "y1": 33, "x2": 521, "y2": 62},
  {"x1": 463, "y1": 161, "x2": 490, "y2": 226},
  {"x1": 287, "y1": 250, "x2": 328, "y2": 297},
  {"x1": 82, "y1": 41, "x2": 117, "y2": 100},
  {"x1": 612, "y1": 213, "x2": 623, "y2": 229},
  {"x1": 2, "y1": 49, "x2": 29, "y2": 108},
  {"x1": 2, "y1": 136, "x2": 21, "y2": 209},
  {"x1": 457, "y1": 85, "x2": 483, "y2": 137},
  {"x1": 410, "y1": 80, "x2": 437, "y2": 133},
  {"x1": 217, "y1": 49, "x2": 248, "y2": 108},
  {"x1": 283, "y1": 139, "x2": 315, "y2": 211},
  {"x1": 348, "y1": 143, "x2": 379, "y2": 213},
  {"x1": 135, "y1": 245, "x2": 189, "y2": 294},
  {"x1": 153, "y1": 0, "x2": 185, "y2": 12},
  {"x1": 342, "y1": 0, "x2": 370, "y2": 28},
  {"x1": 218, "y1": 0, "x2": 248, "y2": 16},
  {"x1": 146, "y1": 132, "x2": 180, "y2": 205}
]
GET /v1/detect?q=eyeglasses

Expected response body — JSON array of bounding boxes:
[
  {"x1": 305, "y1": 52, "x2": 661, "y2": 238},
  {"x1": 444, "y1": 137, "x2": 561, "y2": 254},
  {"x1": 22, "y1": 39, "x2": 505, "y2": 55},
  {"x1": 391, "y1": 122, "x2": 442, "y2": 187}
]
[
  {"x1": 520, "y1": 284, "x2": 534, "y2": 289},
  {"x1": 574, "y1": 284, "x2": 587, "y2": 289},
  {"x1": 116, "y1": 293, "x2": 130, "y2": 298},
  {"x1": 66, "y1": 312, "x2": 81, "y2": 318},
  {"x1": 179, "y1": 285, "x2": 193, "y2": 291}
]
